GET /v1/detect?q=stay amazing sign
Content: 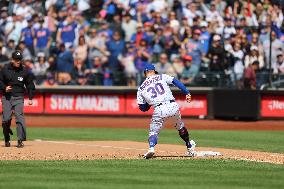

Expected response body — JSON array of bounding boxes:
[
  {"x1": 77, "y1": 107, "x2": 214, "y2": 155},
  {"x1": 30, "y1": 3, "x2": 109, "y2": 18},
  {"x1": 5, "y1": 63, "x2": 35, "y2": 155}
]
[{"x1": 45, "y1": 94, "x2": 124, "y2": 114}]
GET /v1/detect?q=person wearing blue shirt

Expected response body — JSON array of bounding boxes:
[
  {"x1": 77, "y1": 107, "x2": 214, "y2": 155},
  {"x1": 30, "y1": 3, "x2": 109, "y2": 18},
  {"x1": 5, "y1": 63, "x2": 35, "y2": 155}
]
[
  {"x1": 33, "y1": 18, "x2": 51, "y2": 57},
  {"x1": 56, "y1": 16, "x2": 77, "y2": 48},
  {"x1": 200, "y1": 22, "x2": 210, "y2": 54},
  {"x1": 183, "y1": 29, "x2": 205, "y2": 70},
  {"x1": 56, "y1": 44, "x2": 74, "y2": 74},
  {"x1": 20, "y1": 18, "x2": 34, "y2": 55},
  {"x1": 106, "y1": 31, "x2": 125, "y2": 69}
]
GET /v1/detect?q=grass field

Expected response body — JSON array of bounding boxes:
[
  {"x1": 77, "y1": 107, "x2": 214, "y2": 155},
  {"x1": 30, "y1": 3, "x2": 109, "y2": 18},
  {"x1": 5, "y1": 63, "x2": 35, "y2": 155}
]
[
  {"x1": 1, "y1": 127, "x2": 284, "y2": 189},
  {"x1": 0, "y1": 159, "x2": 284, "y2": 189}
]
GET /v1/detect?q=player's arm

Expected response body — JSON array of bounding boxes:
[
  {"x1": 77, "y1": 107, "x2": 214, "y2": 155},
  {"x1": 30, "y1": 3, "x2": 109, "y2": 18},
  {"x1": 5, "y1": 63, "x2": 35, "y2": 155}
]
[
  {"x1": 138, "y1": 103, "x2": 151, "y2": 112},
  {"x1": 137, "y1": 90, "x2": 151, "y2": 112},
  {"x1": 172, "y1": 78, "x2": 191, "y2": 103}
]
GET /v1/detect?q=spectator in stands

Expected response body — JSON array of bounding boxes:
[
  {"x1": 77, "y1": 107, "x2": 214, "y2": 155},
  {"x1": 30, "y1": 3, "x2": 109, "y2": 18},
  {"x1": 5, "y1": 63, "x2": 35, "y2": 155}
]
[
  {"x1": 134, "y1": 39, "x2": 152, "y2": 85},
  {"x1": 98, "y1": 21, "x2": 112, "y2": 41},
  {"x1": 143, "y1": 22, "x2": 154, "y2": 44},
  {"x1": 34, "y1": 17, "x2": 51, "y2": 57},
  {"x1": 155, "y1": 53, "x2": 176, "y2": 77},
  {"x1": 15, "y1": 0, "x2": 34, "y2": 20},
  {"x1": 45, "y1": 5, "x2": 58, "y2": 39},
  {"x1": 109, "y1": 14, "x2": 123, "y2": 35},
  {"x1": 87, "y1": 28, "x2": 109, "y2": 66},
  {"x1": 72, "y1": 61, "x2": 88, "y2": 86},
  {"x1": 42, "y1": 72, "x2": 58, "y2": 87},
  {"x1": 56, "y1": 15, "x2": 77, "y2": 48},
  {"x1": 4, "y1": 14, "x2": 22, "y2": 43},
  {"x1": 56, "y1": 43, "x2": 74, "y2": 85},
  {"x1": 245, "y1": 45, "x2": 265, "y2": 69},
  {"x1": 20, "y1": 17, "x2": 34, "y2": 55},
  {"x1": 183, "y1": 2, "x2": 203, "y2": 26},
  {"x1": 102, "y1": 65, "x2": 113, "y2": 86},
  {"x1": 243, "y1": 60, "x2": 259, "y2": 89},
  {"x1": 182, "y1": 29, "x2": 204, "y2": 71},
  {"x1": 32, "y1": 52, "x2": 50, "y2": 85},
  {"x1": 263, "y1": 30, "x2": 284, "y2": 70},
  {"x1": 118, "y1": 43, "x2": 137, "y2": 86},
  {"x1": 207, "y1": 34, "x2": 225, "y2": 72},
  {"x1": 223, "y1": 17, "x2": 236, "y2": 39},
  {"x1": 247, "y1": 32, "x2": 264, "y2": 57},
  {"x1": 47, "y1": 55, "x2": 57, "y2": 75},
  {"x1": 151, "y1": 27, "x2": 165, "y2": 63},
  {"x1": 0, "y1": 11, "x2": 9, "y2": 41},
  {"x1": 162, "y1": 23, "x2": 173, "y2": 57},
  {"x1": 85, "y1": 56, "x2": 104, "y2": 85},
  {"x1": 168, "y1": 11, "x2": 180, "y2": 31},
  {"x1": 131, "y1": 23, "x2": 148, "y2": 47},
  {"x1": 200, "y1": 21, "x2": 210, "y2": 54},
  {"x1": 179, "y1": 17, "x2": 188, "y2": 34},
  {"x1": 74, "y1": 36, "x2": 88, "y2": 66},
  {"x1": 122, "y1": 13, "x2": 137, "y2": 42},
  {"x1": 170, "y1": 28, "x2": 182, "y2": 58},
  {"x1": 106, "y1": 30, "x2": 125, "y2": 71},
  {"x1": 273, "y1": 52, "x2": 284, "y2": 76},
  {"x1": 172, "y1": 55, "x2": 184, "y2": 79},
  {"x1": 4, "y1": 39, "x2": 16, "y2": 59},
  {"x1": 201, "y1": 2, "x2": 222, "y2": 25},
  {"x1": 231, "y1": 42, "x2": 245, "y2": 66},
  {"x1": 0, "y1": 43, "x2": 9, "y2": 66},
  {"x1": 180, "y1": 55, "x2": 197, "y2": 86},
  {"x1": 17, "y1": 41, "x2": 32, "y2": 60}
]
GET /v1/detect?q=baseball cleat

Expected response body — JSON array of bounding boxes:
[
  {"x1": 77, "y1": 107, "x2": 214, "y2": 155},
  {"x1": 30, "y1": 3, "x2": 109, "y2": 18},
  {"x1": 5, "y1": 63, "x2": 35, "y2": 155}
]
[
  {"x1": 187, "y1": 140, "x2": 196, "y2": 157},
  {"x1": 16, "y1": 140, "x2": 24, "y2": 148},
  {"x1": 143, "y1": 148, "x2": 155, "y2": 159},
  {"x1": 5, "y1": 141, "x2": 10, "y2": 147}
]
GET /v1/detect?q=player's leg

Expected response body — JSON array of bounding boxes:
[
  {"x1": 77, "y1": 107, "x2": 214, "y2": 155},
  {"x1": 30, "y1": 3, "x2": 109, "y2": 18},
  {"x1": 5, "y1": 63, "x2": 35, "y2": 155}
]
[
  {"x1": 144, "y1": 114, "x2": 165, "y2": 159},
  {"x1": 2, "y1": 96, "x2": 13, "y2": 147},
  {"x1": 172, "y1": 104, "x2": 196, "y2": 157},
  {"x1": 13, "y1": 97, "x2": 26, "y2": 148}
]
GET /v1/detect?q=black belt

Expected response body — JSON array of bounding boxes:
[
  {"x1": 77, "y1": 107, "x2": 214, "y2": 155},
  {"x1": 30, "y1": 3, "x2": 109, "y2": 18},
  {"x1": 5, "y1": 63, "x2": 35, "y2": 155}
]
[{"x1": 156, "y1": 100, "x2": 175, "y2": 107}]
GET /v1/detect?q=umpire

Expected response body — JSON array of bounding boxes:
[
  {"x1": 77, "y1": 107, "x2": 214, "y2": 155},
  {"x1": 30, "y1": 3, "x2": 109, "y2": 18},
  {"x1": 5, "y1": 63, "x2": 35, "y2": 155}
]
[{"x1": 0, "y1": 50, "x2": 35, "y2": 148}]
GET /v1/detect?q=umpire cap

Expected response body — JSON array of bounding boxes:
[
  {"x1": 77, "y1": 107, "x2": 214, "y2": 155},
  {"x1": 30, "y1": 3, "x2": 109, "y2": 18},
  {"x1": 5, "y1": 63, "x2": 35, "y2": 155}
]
[
  {"x1": 12, "y1": 50, "x2": 23, "y2": 61},
  {"x1": 144, "y1": 64, "x2": 158, "y2": 74}
]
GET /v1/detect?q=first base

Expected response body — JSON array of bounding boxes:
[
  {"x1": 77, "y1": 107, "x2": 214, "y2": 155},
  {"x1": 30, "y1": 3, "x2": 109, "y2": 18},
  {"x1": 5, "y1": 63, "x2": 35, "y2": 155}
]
[{"x1": 196, "y1": 151, "x2": 222, "y2": 157}]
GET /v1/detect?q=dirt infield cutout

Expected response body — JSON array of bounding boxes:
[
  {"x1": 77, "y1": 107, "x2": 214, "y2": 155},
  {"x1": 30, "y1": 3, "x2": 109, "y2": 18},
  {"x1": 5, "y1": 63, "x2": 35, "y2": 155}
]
[{"x1": 0, "y1": 141, "x2": 283, "y2": 164}]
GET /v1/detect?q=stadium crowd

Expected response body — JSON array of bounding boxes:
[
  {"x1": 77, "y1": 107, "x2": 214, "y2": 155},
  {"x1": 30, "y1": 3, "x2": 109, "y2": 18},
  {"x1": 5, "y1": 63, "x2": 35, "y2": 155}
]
[{"x1": 0, "y1": 0, "x2": 284, "y2": 89}]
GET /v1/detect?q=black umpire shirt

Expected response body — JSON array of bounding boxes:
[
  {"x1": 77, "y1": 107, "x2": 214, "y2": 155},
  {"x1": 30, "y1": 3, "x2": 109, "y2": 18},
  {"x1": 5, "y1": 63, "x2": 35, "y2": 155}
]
[{"x1": 0, "y1": 63, "x2": 35, "y2": 100}]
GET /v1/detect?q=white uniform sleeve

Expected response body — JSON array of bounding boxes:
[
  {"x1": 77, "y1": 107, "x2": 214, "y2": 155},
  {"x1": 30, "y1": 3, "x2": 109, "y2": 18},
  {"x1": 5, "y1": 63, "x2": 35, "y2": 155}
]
[
  {"x1": 162, "y1": 74, "x2": 174, "y2": 84},
  {"x1": 137, "y1": 90, "x2": 146, "y2": 105}
]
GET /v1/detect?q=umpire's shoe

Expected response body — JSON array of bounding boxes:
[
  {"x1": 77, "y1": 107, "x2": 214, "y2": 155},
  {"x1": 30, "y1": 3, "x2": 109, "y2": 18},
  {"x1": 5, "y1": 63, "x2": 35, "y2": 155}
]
[
  {"x1": 16, "y1": 140, "x2": 24, "y2": 148},
  {"x1": 5, "y1": 141, "x2": 11, "y2": 147}
]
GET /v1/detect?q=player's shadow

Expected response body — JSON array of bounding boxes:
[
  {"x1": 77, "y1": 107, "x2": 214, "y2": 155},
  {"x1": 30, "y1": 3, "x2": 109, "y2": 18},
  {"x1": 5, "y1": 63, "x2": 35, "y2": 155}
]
[{"x1": 152, "y1": 155, "x2": 191, "y2": 159}]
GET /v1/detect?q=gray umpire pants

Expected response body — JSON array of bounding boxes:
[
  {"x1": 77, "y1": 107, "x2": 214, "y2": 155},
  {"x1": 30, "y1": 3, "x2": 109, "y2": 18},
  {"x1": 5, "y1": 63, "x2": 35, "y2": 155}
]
[{"x1": 2, "y1": 96, "x2": 26, "y2": 141}]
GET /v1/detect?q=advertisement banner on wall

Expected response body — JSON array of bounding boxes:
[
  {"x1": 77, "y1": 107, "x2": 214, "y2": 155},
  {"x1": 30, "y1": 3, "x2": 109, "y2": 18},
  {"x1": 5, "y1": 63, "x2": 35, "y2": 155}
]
[
  {"x1": 125, "y1": 94, "x2": 153, "y2": 115},
  {"x1": 0, "y1": 94, "x2": 44, "y2": 113},
  {"x1": 125, "y1": 94, "x2": 207, "y2": 116},
  {"x1": 261, "y1": 95, "x2": 284, "y2": 117},
  {"x1": 45, "y1": 93, "x2": 125, "y2": 114}
]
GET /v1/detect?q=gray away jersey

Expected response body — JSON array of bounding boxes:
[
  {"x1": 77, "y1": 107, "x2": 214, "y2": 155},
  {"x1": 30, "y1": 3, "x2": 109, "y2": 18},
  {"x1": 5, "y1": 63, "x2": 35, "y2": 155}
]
[{"x1": 137, "y1": 74, "x2": 175, "y2": 106}]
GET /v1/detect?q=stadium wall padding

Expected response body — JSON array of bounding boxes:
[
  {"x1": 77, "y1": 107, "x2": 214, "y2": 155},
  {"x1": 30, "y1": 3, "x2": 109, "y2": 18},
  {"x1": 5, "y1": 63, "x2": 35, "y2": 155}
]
[{"x1": 1, "y1": 86, "x2": 283, "y2": 119}]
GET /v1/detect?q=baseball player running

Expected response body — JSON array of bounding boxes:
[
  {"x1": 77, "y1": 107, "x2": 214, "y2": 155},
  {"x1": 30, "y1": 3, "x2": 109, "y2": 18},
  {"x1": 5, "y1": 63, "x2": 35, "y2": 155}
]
[{"x1": 137, "y1": 63, "x2": 196, "y2": 159}]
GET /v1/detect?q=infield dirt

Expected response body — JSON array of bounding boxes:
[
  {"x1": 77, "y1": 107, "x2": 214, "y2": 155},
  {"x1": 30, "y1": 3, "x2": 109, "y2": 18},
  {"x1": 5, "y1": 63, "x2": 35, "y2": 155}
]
[{"x1": 1, "y1": 140, "x2": 283, "y2": 164}]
